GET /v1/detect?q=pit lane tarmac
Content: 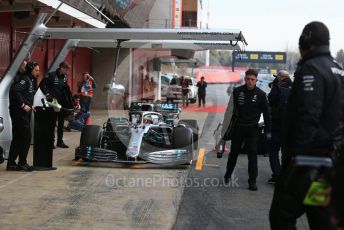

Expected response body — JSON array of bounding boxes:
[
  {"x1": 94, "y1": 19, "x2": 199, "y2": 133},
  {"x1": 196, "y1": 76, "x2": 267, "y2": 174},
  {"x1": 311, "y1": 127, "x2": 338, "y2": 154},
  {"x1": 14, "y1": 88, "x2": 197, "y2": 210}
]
[{"x1": 173, "y1": 114, "x2": 311, "y2": 230}]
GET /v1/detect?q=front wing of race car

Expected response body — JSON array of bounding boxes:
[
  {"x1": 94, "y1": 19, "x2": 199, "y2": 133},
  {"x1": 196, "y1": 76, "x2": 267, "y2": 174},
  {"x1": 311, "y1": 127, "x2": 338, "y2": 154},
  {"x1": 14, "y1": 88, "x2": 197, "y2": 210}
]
[
  {"x1": 75, "y1": 146, "x2": 192, "y2": 165},
  {"x1": 141, "y1": 149, "x2": 192, "y2": 165}
]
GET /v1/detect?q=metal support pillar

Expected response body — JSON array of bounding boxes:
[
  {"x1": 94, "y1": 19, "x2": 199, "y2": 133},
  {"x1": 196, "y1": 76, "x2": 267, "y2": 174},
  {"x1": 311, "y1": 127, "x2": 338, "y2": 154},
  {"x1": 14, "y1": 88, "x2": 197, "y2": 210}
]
[{"x1": 47, "y1": 39, "x2": 80, "y2": 73}]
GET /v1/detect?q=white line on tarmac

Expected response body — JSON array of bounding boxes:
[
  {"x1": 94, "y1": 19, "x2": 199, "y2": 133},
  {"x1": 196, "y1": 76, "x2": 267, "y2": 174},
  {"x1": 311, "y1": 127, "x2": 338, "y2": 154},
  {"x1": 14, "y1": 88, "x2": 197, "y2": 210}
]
[
  {"x1": 0, "y1": 173, "x2": 32, "y2": 190},
  {"x1": 0, "y1": 152, "x2": 69, "y2": 191}
]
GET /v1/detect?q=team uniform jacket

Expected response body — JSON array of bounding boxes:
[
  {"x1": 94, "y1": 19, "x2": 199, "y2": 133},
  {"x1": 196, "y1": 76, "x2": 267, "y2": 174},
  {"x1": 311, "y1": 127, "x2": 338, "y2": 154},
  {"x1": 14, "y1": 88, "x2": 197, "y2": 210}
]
[
  {"x1": 284, "y1": 45, "x2": 344, "y2": 155},
  {"x1": 40, "y1": 68, "x2": 73, "y2": 109},
  {"x1": 232, "y1": 84, "x2": 271, "y2": 132},
  {"x1": 9, "y1": 73, "x2": 36, "y2": 110},
  {"x1": 40, "y1": 68, "x2": 69, "y2": 103}
]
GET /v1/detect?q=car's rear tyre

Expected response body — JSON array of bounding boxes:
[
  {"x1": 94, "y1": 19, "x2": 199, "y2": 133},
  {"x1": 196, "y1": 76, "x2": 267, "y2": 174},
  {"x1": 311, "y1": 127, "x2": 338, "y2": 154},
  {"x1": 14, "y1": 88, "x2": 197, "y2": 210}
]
[{"x1": 178, "y1": 119, "x2": 199, "y2": 150}]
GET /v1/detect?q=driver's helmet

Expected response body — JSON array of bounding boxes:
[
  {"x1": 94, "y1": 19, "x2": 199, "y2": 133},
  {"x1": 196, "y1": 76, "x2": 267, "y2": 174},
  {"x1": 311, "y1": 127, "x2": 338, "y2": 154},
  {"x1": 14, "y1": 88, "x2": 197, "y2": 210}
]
[{"x1": 143, "y1": 115, "x2": 153, "y2": 124}]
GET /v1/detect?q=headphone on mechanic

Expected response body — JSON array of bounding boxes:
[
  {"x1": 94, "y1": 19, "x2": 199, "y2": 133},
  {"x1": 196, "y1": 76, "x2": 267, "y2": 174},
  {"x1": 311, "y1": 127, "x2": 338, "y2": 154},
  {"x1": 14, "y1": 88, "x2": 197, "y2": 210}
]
[
  {"x1": 299, "y1": 26, "x2": 313, "y2": 50},
  {"x1": 25, "y1": 61, "x2": 38, "y2": 73}
]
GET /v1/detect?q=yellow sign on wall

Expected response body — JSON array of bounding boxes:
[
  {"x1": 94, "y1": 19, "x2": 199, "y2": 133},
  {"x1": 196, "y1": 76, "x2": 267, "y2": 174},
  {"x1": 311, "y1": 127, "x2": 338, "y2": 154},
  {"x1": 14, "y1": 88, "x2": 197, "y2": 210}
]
[
  {"x1": 271, "y1": 69, "x2": 277, "y2": 74},
  {"x1": 250, "y1": 54, "x2": 259, "y2": 60},
  {"x1": 233, "y1": 51, "x2": 287, "y2": 64},
  {"x1": 275, "y1": 55, "x2": 284, "y2": 61}
]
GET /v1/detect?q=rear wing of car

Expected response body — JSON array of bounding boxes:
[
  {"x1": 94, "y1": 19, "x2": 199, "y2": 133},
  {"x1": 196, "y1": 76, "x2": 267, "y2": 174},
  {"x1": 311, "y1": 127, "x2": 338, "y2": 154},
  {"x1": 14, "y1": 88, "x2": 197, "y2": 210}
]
[
  {"x1": 129, "y1": 102, "x2": 179, "y2": 113},
  {"x1": 154, "y1": 103, "x2": 179, "y2": 113}
]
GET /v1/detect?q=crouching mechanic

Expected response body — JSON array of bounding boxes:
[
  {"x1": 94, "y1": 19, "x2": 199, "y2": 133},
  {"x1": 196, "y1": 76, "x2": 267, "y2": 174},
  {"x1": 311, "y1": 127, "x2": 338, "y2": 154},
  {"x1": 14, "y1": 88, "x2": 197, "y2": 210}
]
[
  {"x1": 66, "y1": 95, "x2": 90, "y2": 131},
  {"x1": 269, "y1": 21, "x2": 343, "y2": 230},
  {"x1": 224, "y1": 68, "x2": 271, "y2": 191},
  {"x1": 7, "y1": 61, "x2": 40, "y2": 171}
]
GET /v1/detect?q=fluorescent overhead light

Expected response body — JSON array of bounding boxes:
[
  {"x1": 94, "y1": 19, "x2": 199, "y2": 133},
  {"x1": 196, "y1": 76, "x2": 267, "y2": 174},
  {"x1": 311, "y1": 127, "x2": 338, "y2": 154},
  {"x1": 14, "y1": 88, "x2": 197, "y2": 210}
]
[{"x1": 37, "y1": 0, "x2": 106, "y2": 28}]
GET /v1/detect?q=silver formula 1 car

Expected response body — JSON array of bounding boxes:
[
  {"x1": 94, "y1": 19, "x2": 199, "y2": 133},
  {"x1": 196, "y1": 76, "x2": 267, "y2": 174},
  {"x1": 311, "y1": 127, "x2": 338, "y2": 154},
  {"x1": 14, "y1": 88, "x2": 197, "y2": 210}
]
[{"x1": 75, "y1": 102, "x2": 199, "y2": 165}]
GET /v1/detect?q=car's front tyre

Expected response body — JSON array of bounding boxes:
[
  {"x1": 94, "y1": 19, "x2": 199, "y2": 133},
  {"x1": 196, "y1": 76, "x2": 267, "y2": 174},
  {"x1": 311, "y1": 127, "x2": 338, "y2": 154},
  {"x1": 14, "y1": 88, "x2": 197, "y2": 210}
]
[{"x1": 172, "y1": 125, "x2": 193, "y2": 164}]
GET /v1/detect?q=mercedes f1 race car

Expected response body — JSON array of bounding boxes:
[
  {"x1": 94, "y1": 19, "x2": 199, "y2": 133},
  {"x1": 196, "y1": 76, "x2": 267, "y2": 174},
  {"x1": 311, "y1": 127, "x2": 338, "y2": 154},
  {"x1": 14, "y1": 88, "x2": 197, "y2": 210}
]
[{"x1": 75, "y1": 102, "x2": 199, "y2": 165}]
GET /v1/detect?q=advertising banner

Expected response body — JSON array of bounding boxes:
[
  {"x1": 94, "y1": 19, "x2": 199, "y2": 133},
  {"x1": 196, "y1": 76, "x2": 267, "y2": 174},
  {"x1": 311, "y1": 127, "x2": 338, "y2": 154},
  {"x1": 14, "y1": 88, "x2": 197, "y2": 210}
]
[{"x1": 232, "y1": 51, "x2": 287, "y2": 64}]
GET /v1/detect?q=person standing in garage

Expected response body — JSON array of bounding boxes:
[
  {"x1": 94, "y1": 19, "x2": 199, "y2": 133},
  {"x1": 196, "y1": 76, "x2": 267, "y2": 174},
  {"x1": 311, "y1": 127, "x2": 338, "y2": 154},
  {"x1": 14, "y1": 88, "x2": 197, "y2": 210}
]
[
  {"x1": 78, "y1": 72, "x2": 96, "y2": 113},
  {"x1": 7, "y1": 61, "x2": 40, "y2": 171},
  {"x1": 223, "y1": 68, "x2": 271, "y2": 191},
  {"x1": 40, "y1": 62, "x2": 73, "y2": 148},
  {"x1": 196, "y1": 76, "x2": 207, "y2": 107},
  {"x1": 180, "y1": 76, "x2": 189, "y2": 107}
]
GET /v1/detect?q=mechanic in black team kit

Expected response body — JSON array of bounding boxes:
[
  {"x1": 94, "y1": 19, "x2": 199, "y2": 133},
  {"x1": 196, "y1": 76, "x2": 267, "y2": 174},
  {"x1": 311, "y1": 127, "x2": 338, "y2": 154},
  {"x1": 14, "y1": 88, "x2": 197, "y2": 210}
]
[
  {"x1": 7, "y1": 61, "x2": 40, "y2": 171},
  {"x1": 269, "y1": 21, "x2": 343, "y2": 230},
  {"x1": 224, "y1": 68, "x2": 271, "y2": 191},
  {"x1": 40, "y1": 62, "x2": 73, "y2": 148}
]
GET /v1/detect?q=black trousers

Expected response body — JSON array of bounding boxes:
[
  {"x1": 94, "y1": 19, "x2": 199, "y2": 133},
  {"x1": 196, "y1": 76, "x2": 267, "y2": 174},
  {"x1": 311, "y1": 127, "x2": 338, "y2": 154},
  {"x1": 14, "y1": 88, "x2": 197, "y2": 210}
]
[
  {"x1": 225, "y1": 125, "x2": 259, "y2": 181},
  {"x1": 182, "y1": 91, "x2": 189, "y2": 107},
  {"x1": 8, "y1": 109, "x2": 31, "y2": 165},
  {"x1": 268, "y1": 128, "x2": 284, "y2": 178},
  {"x1": 53, "y1": 111, "x2": 65, "y2": 143},
  {"x1": 269, "y1": 164, "x2": 335, "y2": 230},
  {"x1": 198, "y1": 93, "x2": 206, "y2": 106}
]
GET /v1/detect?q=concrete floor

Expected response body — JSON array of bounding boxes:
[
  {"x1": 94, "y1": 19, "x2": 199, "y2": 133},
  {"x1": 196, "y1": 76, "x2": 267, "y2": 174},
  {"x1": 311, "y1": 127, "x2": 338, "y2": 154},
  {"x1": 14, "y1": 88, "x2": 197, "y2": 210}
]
[{"x1": 0, "y1": 110, "x2": 207, "y2": 230}]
